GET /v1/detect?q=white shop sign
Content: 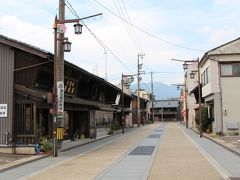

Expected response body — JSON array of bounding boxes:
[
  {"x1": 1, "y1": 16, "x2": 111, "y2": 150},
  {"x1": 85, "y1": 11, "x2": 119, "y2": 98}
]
[
  {"x1": 57, "y1": 81, "x2": 64, "y2": 113},
  {"x1": 0, "y1": 104, "x2": 7, "y2": 118}
]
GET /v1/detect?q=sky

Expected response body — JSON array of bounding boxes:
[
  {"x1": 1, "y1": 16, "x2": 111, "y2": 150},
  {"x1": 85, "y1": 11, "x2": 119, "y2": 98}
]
[{"x1": 1, "y1": 0, "x2": 240, "y2": 93}]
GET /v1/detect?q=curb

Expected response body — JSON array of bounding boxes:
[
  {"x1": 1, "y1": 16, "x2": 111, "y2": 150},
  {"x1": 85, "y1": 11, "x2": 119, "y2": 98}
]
[
  {"x1": 0, "y1": 154, "x2": 50, "y2": 173},
  {"x1": 61, "y1": 128, "x2": 132, "y2": 152}
]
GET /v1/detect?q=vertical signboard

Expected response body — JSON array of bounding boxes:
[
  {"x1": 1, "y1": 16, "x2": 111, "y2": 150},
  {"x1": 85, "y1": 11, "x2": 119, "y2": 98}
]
[
  {"x1": 0, "y1": 104, "x2": 7, "y2": 118},
  {"x1": 57, "y1": 81, "x2": 64, "y2": 115}
]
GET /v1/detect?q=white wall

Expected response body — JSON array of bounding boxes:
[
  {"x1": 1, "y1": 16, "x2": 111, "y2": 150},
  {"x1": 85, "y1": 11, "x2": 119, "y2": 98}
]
[{"x1": 221, "y1": 77, "x2": 240, "y2": 133}]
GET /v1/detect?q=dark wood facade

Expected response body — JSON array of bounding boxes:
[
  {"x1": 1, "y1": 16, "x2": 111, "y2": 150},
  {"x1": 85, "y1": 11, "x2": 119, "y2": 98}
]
[
  {"x1": 0, "y1": 35, "x2": 132, "y2": 151},
  {"x1": 131, "y1": 94, "x2": 149, "y2": 125}
]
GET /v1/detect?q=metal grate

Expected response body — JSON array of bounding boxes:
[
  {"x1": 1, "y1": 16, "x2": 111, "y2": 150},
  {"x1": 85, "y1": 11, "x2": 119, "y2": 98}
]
[
  {"x1": 129, "y1": 146, "x2": 155, "y2": 155},
  {"x1": 148, "y1": 134, "x2": 161, "y2": 138}
]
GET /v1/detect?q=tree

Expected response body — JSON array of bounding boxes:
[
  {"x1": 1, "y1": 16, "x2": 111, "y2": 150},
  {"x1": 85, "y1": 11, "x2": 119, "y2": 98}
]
[{"x1": 195, "y1": 107, "x2": 212, "y2": 133}]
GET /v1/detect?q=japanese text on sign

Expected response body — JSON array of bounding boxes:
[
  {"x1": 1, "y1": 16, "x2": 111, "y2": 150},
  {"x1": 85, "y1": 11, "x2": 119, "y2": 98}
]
[
  {"x1": 0, "y1": 104, "x2": 7, "y2": 118},
  {"x1": 57, "y1": 81, "x2": 64, "y2": 113}
]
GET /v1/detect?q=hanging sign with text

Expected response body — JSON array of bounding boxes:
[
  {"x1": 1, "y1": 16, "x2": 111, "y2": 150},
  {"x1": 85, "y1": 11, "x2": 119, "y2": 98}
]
[
  {"x1": 57, "y1": 81, "x2": 64, "y2": 114},
  {"x1": 0, "y1": 104, "x2": 7, "y2": 118}
]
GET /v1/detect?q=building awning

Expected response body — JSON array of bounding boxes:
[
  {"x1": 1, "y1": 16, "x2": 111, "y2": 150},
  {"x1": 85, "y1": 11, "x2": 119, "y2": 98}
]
[
  {"x1": 98, "y1": 105, "x2": 116, "y2": 111},
  {"x1": 189, "y1": 84, "x2": 204, "y2": 103},
  {"x1": 15, "y1": 84, "x2": 47, "y2": 100},
  {"x1": 65, "y1": 97, "x2": 117, "y2": 112},
  {"x1": 65, "y1": 97, "x2": 98, "y2": 107},
  {"x1": 14, "y1": 85, "x2": 121, "y2": 112}
]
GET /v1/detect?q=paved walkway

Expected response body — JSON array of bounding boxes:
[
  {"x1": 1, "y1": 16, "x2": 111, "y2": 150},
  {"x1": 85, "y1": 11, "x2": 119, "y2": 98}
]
[
  {"x1": 95, "y1": 125, "x2": 166, "y2": 180},
  {"x1": 148, "y1": 123, "x2": 222, "y2": 180},
  {"x1": 1, "y1": 122, "x2": 240, "y2": 179},
  {"x1": 23, "y1": 124, "x2": 160, "y2": 180}
]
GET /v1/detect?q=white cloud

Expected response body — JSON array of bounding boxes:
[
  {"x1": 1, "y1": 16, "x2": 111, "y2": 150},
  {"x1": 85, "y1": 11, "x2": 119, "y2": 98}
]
[
  {"x1": 0, "y1": 15, "x2": 53, "y2": 51},
  {"x1": 199, "y1": 26, "x2": 240, "y2": 46},
  {"x1": 213, "y1": 0, "x2": 240, "y2": 6},
  {"x1": 1, "y1": 0, "x2": 240, "y2": 87}
]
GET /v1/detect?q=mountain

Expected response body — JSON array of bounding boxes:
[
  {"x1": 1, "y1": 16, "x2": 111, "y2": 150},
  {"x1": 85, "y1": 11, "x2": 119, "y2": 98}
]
[{"x1": 130, "y1": 81, "x2": 179, "y2": 100}]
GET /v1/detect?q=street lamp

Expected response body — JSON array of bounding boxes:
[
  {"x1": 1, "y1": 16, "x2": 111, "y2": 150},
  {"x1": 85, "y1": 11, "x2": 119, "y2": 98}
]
[
  {"x1": 183, "y1": 62, "x2": 188, "y2": 70},
  {"x1": 172, "y1": 58, "x2": 202, "y2": 138},
  {"x1": 189, "y1": 58, "x2": 203, "y2": 138},
  {"x1": 171, "y1": 83, "x2": 186, "y2": 125},
  {"x1": 73, "y1": 23, "x2": 83, "y2": 34},
  {"x1": 52, "y1": 0, "x2": 102, "y2": 157},
  {"x1": 63, "y1": 40, "x2": 72, "y2": 52}
]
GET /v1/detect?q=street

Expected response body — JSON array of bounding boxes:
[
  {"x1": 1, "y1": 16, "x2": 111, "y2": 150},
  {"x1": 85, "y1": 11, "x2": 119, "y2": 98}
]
[{"x1": 0, "y1": 122, "x2": 240, "y2": 180}]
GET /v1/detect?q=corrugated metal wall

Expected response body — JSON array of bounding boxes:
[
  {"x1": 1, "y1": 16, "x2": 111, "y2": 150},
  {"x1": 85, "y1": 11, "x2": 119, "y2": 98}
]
[{"x1": 0, "y1": 43, "x2": 14, "y2": 145}]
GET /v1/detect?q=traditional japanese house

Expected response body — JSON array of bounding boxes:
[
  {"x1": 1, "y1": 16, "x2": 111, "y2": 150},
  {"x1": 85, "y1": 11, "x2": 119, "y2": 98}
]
[{"x1": 0, "y1": 34, "x2": 132, "y2": 154}]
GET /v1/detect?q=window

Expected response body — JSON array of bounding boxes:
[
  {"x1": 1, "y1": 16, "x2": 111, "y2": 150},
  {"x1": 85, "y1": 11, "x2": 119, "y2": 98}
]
[
  {"x1": 201, "y1": 67, "x2": 210, "y2": 86},
  {"x1": 221, "y1": 63, "x2": 240, "y2": 76}
]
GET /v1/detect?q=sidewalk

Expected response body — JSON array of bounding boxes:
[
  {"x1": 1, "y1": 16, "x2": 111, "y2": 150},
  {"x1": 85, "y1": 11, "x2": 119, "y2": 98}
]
[
  {"x1": 0, "y1": 123, "x2": 240, "y2": 178},
  {"x1": 26, "y1": 123, "x2": 160, "y2": 180},
  {"x1": 0, "y1": 128, "x2": 126, "y2": 173},
  {"x1": 191, "y1": 127, "x2": 240, "y2": 157}
]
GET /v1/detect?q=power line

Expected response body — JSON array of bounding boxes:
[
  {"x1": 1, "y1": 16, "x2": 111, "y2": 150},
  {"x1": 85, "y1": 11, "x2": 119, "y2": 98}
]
[
  {"x1": 113, "y1": 0, "x2": 143, "y2": 52},
  {"x1": 113, "y1": 0, "x2": 135, "y2": 49},
  {"x1": 145, "y1": 71, "x2": 183, "y2": 74},
  {"x1": 65, "y1": 1, "x2": 134, "y2": 74},
  {"x1": 93, "y1": 0, "x2": 206, "y2": 52},
  {"x1": 120, "y1": 0, "x2": 143, "y2": 52}
]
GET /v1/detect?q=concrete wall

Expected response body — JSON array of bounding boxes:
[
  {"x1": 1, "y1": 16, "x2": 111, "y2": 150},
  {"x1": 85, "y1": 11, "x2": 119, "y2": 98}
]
[{"x1": 221, "y1": 77, "x2": 240, "y2": 134}]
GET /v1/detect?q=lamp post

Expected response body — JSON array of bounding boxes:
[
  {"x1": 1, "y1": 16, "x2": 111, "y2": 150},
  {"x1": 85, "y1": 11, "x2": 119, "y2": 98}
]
[
  {"x1": 172, "y1": 58, "x2": 202, "y2": 138},
  {"x1": 151, "y1": 72, "x2": 154, "y2": 123},
  {"x1": 52, "y1": 0, "x2": 102, "y2": 157},
  {"x1": 189, "y1": 58, "x2": 202, "y2": 138},
  {"x1": 121, "y1": 74, "x2": 134, "y2": 133},
  {"x1": 171, "y1": 59, "x2": 190, "y2": 129},
  {"x1": 172, "y1": 83, "x2": 186, "y2": 125}
]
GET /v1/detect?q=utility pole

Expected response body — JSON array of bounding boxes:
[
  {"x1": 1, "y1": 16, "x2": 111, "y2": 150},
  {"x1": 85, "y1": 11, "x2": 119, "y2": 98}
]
[
  {"x1": 121, "y1": 73, "x2": 125, "y2": 133},
  {"x1": 161, "y1": 106, "x2": 163, "y2": 123},
  {"x1": 137, "y1": 53, "x2": 144, "y2": 127},
  {"x1": 104, "y1": 49, "x2": 108, "y2": 81},
  {"x1": 151, "y1": 72, "x2": 154, "y2": 123},
  {"x1": 184, "y1": 74, "x2": 189, "y2": 129},
  {"x1": 53, "y1": 0, "x2": 65, "y2": 157},
  {"x1": 53, "y1": 0, "x2": 102, "y2": 157},
  {"x1": 197, "y1": 58, "x2": 202, "y2": 138}
]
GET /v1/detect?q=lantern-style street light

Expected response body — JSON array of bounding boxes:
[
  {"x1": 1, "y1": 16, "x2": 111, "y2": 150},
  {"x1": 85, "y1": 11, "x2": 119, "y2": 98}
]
[
  {"x1": 74, "y1": 23, "x2": 83, "y2": 34},
  {"x1": 63, "y1": 40, "x2": 72, "y2": 52},
  {"x1": 52, "y1": 0, "x2": 102, "y2": 157},
  {"x1": 171, "y1": 58, "x2": 202, "y2": 137}
]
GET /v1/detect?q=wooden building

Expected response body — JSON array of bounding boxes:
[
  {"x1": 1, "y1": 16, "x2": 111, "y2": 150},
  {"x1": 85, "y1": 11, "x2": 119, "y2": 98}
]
[
  {"x1": 131, "y1": 94, "x2": 149, "y2": 125},
  {"x1": 0, "y1": 35, "x2": 132, "y2": 154},
  {"x1": 152, "y1": 99, "x2": 180, "y2": 122}
]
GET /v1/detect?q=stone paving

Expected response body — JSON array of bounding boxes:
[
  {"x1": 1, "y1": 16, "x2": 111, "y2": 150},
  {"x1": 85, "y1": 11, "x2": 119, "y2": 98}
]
[
  {"x1": 95, "y1": 125, "x2": 166, "y2": 180},
  {"x1": 25, "y1": 124, "x2": 159, "y2": 180},
  {"x1": 0, "y1": 122, "x2": 240, "y2": 179},
  {"x1": 148, "y1": 123, "x2": 222, "y2": 180}
]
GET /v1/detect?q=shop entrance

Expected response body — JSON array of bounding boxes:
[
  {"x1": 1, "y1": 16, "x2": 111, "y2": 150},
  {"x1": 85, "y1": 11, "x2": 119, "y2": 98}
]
[{"x1": 72, "y1": 111, "x2": 90, "y2": 139}]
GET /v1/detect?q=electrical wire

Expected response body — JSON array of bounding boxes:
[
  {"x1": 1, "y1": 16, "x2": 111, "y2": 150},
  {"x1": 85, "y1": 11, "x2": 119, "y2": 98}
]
[
  {"x1": 113, "y1": 0, "x2": 142, "y2": 52},
  {"x1": 120, "y1": 0, "x2": 143, "y2": 52},
  {"x1": 65, "y1": 1, "x2": 135, "y2": 74},
  {"x1": 93, "y1": 0, "x2": 206, "y2": 52}
]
